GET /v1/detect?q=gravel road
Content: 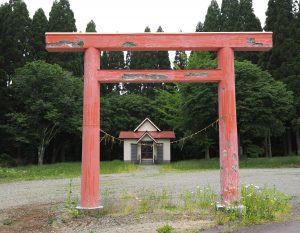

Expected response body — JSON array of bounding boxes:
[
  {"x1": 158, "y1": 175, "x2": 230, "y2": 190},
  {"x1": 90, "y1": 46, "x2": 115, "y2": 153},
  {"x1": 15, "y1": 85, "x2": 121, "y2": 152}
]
[
  {"x1": 0, "y1": 166, "x2": 300, "y2": 233},
  {"x1": 1, "y1": 166, "x2": 300, "y2": 210}
]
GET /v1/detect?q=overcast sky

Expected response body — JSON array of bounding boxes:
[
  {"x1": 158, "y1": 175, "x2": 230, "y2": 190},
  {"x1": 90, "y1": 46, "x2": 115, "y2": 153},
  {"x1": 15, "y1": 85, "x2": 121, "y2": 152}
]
[{"x1": 0, "y1": 0, "x2": 269, "y2": 33}]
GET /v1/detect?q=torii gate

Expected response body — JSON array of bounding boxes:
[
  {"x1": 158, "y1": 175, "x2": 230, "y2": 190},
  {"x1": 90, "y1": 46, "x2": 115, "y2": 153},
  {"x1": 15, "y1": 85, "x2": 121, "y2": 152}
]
[{"x1": 45, "y1": 32, "x2": 272, "y2": 209}]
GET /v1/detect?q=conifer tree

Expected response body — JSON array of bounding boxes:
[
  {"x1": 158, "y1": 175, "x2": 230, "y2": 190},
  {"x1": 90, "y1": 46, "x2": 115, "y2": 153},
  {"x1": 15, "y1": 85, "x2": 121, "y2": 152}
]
[
  {"x1": 48, "y1": 0, "x2": 83, "y2": 76},
  {"x1": 31, "y1": 8, "x2": 48, "y2": 61},
  {"x1": 204, "y1": 0, "x2": 221, "y2": 32},
  {"x1": 156, "y1": 26, "x2": 171, "y2": 69},
  {"x1": 220, "y1": 0, "x2": 240, "y2": 31},
  {"x1": 235, "y1": 0, "x2": 262, "y2": 63},
  {"x1": 85, "y1": 20, "x2": 96, "y2": 32},
  {"x1": 195, "y1": 21, "x2": 204, "y2": 32},
  {"x1": 173, "y1": 50, "x2": 187, "y2": 70},
  {"x1": 237, "y1": 0, "x2": 262, "y2": 31},
  {"x1": 126, "y1": 27, "x2": 158, "y2": 95},
  {"x1": 261, "y1": 0, "x2": 299, "y2": 155},
  {"x1": 0, "y1": 0, "x2": 32, "y2": 75}
]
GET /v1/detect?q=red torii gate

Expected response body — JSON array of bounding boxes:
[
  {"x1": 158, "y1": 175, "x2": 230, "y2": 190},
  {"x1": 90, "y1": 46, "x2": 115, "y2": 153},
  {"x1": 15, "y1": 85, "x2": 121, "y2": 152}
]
[{"x1": 45, "y1": 32, "x2": 272, "y2": 209}]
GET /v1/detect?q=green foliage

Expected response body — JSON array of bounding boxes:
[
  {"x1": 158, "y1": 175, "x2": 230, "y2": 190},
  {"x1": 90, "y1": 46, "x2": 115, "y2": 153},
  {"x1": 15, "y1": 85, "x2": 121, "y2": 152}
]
[
  {"x1": 4, "y1": 61, "x2": 83, "y2": 164},
  {"x1": 195, "y1": 21, "x2": 204, "y2": 32},
  {"x1": 237, "y1": 0, "x2": 262, "y2": 31},
  {"x1": 235, "y1": 61, "x2": 294, "y2": 138},
  {"x1": 152, "y1": 87, "x2": 184, "y2": 131},
  {"x1": 101, "y1": 93, "x2": 156, "y2": 134},
  {"x1": 156, "y1": 225, "x2": 176, "y2": 233},
  {"x1": 173, "y1": 51, "x2": 187, "y2": 70},
  {"x1": 0, "y1": 153, "x2": 16, "y2": 167},
  {"x1": 241, "y1": 184, "x2": 291, "y2": 224},
  {"x1": 31, "y1": 8, "x2": 48, "y2": 61},
  {"x1": 47, "y1": 0, "x2": 82, "y2": 76},
  {"x1": 0, "y1": 0, "x2": 32, "y2": 75},
  {"x1": 244, "y1": 144, "x2": 264, "y2": 158},
  {"x1": 220, "y1": 0, "x2": 240, "y2": 31},
  {"x1": 65, "y1": 179, "x2": 80, "y2": 218},
  {"x1": 86, "y1": 20, "x2": 96, "y2": 32},
  {"x1": 125, "y1": 26, "x2": 171, "y2": 96},
  {"x1": 156, "y1": 26, "x2": 171, "y2": 69},
  {"x1": 48, "y1": 0, "x2": 76, "y2": 32},
  {"x1": 204, "y1": 0, "x2": 221, "y2": 32}
]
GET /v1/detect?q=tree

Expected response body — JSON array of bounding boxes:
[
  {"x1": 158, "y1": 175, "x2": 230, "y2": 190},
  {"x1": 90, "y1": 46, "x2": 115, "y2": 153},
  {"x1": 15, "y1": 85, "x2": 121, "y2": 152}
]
[
  {"x1": 180, "y1": 52, "x2": 218, "y2": 159},
  {"x1": 204, "y1": 0, "x2": 221, "y2": 32},
  {"x1": 5, "y1": 61, "x2": 83, "y2": 165},
  {"x1": 156, "y1": 26, "x2": 171, "y2": 69},
  {"x1": 237, "y1": 0, "x2": 262, "y2": 31},
  {"x1": 48, "y1": 0, "x2": 76, "y2": 32},
  {"x1": 173, "y1": 51, "x2": 187, "y2": 70},
  {"x1": 235, "y1": 0, "x2": 262, "y2": 63},
  {"x1": 0, "y1": 0, "x2": 32, "y2": 157},
  {"x1": 126, "y1": 26, "x2": 158, "y2": 96},
  {"x1": 184, "y1": 52, "x2": 293, "y2": 158},
  {"x1": 260, "y1": 0, "x2": 299, "y2": 155},
  {"x1": 47, "y1": 0, "x2": 83, "y2": 76},
  {"x1": 31, "y1": 8, "x2": 48, "y2": 61},
  {"x1": 0, "y1": 0, "x2": 32, "y2": 76},
  {"x1": 235, "y1": 61, "x2": 293, "y2": 157},
  {"x1": 86, "y1": 20, "x2": 96, "y2": 32},
  {"x1": 220, "y1": 0, "x2": 240, "y2": 31},
  {"x1": 195, "y1": 21, "x2": 204, "y2": 32}
]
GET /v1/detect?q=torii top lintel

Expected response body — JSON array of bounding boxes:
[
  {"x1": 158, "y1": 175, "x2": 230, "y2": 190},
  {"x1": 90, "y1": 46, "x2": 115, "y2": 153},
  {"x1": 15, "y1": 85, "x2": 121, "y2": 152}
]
[{"x1": 45, "y1": 32, "x2": 272, "y2": 52}]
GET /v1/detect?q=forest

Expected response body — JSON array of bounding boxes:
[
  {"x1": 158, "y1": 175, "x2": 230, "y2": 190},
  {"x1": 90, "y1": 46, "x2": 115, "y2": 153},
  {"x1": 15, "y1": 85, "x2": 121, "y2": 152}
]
[{"x1": 0, "y1": 0, "x2": 299, "y2": 166}]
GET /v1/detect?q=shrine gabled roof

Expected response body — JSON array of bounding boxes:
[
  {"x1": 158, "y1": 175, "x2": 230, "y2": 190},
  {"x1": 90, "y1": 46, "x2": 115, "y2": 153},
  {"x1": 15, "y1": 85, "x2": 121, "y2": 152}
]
[
  {"x1": 134, "y1": 118, "x2": 161, "y2": 132},
  {"x1": 119, "y1": 131, "x2": 175, "y2": 139}
]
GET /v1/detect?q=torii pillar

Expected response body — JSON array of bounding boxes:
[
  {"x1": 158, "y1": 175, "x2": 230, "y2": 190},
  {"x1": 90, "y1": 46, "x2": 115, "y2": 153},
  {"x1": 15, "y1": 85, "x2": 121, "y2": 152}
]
[{"x1": 45, "y1": 32, "x2": 272, "y2": 209}]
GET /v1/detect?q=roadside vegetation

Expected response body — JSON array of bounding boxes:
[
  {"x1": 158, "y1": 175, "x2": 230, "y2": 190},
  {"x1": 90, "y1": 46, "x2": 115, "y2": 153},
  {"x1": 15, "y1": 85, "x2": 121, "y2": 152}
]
[
  {"x1": 0, "y1": 160, "x2": 138, "y2": 183},
  {"x1": 1, "y1": 156, "x2": 299, "y2": 183},
  {"x1": 160, "y1": 156, "x2": 300, "y2": 172},
  {"x1": 63, "y1": 184, "x2": 291, "y2": 231}
]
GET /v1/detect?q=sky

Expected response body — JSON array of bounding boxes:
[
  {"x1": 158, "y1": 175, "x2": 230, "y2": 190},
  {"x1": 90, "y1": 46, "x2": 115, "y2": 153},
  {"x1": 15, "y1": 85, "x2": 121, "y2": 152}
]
[{"x1": 0, "y1": 0, "x2": 269, "y2": 33}]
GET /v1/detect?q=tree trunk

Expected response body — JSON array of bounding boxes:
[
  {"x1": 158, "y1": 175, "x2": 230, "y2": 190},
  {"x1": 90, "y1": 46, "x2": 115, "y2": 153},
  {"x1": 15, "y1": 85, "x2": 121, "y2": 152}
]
[
  {"x1": 51, "y1": 140, "x2": 59, "y2": 164},
  {"x1": 296, "y1": 127, "x2": 300, "y2": 155},
  {"x1": 268, "y1": 129, "x2": 272, "y2": 158},
  {"x1": 238, "y1": 132, "x2": 244, "y2": 159},
  {"x1": 205, "y1": 145, "x2": 210, "y2": 160},
  {"x1": 38, "y1": 144, "x2": 45, "y2": 165},
  {"x1": 283, "y1": 134, "x2": 288, "y2": 156},
  {"x1": 264, "y1": 132, "x2": 269, "y2": 158},
  {"x1": 60, "y1": 144, "x2": 68, "y2": 162},
  {"x1": 287, "y1": 128, "x2": 292, "y2": 155}
]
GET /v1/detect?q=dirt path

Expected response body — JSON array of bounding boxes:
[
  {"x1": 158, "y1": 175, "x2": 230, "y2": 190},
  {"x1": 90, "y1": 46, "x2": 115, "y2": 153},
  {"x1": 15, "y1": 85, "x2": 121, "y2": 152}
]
[{"x1": 0, "y1": 166, "x2": 300, "y2": 232}]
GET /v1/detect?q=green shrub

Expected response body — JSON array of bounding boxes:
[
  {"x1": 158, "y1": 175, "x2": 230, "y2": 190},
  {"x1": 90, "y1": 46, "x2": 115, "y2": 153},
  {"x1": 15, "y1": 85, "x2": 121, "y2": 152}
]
[
  {"x1": 156, "y1": 224, "x2": 176, "y2": 233},
  {"x1": 244, "y1": 144, "x2": 264, "y2": 158},
  {"x1": 241, "y1": 184, "x2": 291, "y2": 224},
  {"x1": 0, "y1": 153, "x2": 16, "y2": 167}
]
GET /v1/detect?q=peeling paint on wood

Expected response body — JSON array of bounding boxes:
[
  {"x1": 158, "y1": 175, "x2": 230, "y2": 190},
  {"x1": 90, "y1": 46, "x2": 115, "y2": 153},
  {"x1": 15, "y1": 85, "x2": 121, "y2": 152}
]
[
  {"x1": 247, "y1": 37, "x2": 263, "y2": 47},
  {"x1": 185, "y1": 72, "x2": 208, "y2": 78},
  {"x1": 122, "y1": 42, "x2": 137, "y2": 48},
  {"x1": 46, "y1": 40, "x2": 84, "y2": 48},
  {"x1": 226, "y1": 140, "x2": 231, "y2": 149},
  {"x1": 232, "y1": 153, "x2": 237, "y2": 161},
  {"x1": 122, "y1": 74, "x2": 168, "y2": 80},
  {"x1": 232, "y1": 165, "x2": 237, "y2": 172},
  {"x1": 223, "y1": 149, "x2": 228, "y2": 157}
]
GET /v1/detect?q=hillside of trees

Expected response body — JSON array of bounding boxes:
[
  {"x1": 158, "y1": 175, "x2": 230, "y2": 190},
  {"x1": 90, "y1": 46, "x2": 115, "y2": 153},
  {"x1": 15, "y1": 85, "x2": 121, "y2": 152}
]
[{"x1": 0, "y1": 0, "x2": 299, "y2": 165}]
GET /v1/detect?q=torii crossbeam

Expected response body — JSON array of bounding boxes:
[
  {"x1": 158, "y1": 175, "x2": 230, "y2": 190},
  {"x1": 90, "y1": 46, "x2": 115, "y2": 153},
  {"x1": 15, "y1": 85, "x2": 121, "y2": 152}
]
[{"x1": 46, "y1": 32, "x2": 272, "y2": 209}]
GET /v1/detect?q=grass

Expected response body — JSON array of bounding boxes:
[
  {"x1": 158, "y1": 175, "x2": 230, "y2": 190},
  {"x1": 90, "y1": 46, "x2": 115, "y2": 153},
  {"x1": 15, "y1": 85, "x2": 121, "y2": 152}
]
[
  {"x1": 97, "y1": 184, "x2": 291, "y2": 229},
  {"x1": 0, "y1": 160, "x2": 138, "y2": 183},
  {"x1": 160, "y1": 156, "x2": 300, "y2": 172}
]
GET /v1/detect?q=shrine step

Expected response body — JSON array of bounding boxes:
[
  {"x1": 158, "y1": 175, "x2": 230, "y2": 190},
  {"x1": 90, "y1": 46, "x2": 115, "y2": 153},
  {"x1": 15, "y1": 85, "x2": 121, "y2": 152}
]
[{"x1": 141, "y1": 159, "x2": 153, "y2": 165}]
